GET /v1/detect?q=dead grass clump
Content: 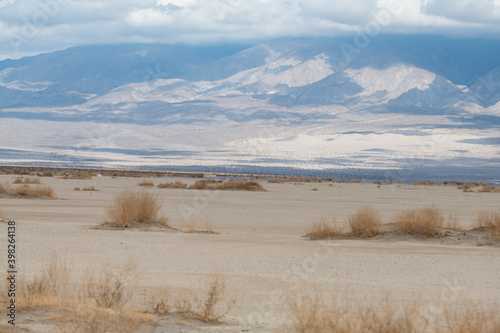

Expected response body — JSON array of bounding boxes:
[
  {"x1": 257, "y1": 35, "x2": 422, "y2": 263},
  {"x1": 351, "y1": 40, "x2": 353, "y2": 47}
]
[
  {"x1": 478, "y1": 185, "x2": 500, "y2": 192},
  {"x1": 60, "y1": 171, "x2": 94, "y2": 179},
  {"x1": 474, "y1": 211, "x2": 500, "y2": 241},
  {"x1": 219, "y1": 179, "x2": 266, "y2": 191},
  {"x1": 74, "y1": 187, "x2": 81, "y2": 191},
  {"x1": 268, "y1": 178, "x2": 285, "y2": 183},
  {"x1": 143, "y1": 287, "x2": 171, "y2": 315},
  {"x1": 305, "y1": 217, "x2": 345, "y2": 240},
  {"x1": 17, "y1": 257, "x2": 70, "y2": 310},
  {"x1": 394, "y1": 207, "x2": 444, "y2": 238},
  {"x1": 157, "y1": 181, "x2": 187, "y2": 189},
  {"x1": 188, "y1": 179, "x2": 223, "y2": 190},
  {"x1": 83, "y1": 186, "x2": 97, "y2": 191},
  {"x1": 14, "y1": 176, "x2": 41, "y2": 184},
  {"x1": 13, "y1": 184, "x2": 56, "y2": 199},
  {"x1": 280, "y1": 294, "x2": 499, "y2": 333},
  {"x1": 348, "y1": 207, "x2": 381, "y2": 238},
  {"x1": 280, "y1": 294, "x2": 418, "y2": 333},
  {"x1": 84, "y1": 265, "x2": 134, "y2": 309},
  {"x1": 0, "y1": 181, "x2": 13, "y2": 195},
  {"x1": 138, "y1": 180, "x2": 155, "y2": 187},
  {"x1": 175, "y1": 273, "x2": 233, "y2": 323},
  {"x1": 105, "y1": 191, "x2": 168, "y2": 228}
]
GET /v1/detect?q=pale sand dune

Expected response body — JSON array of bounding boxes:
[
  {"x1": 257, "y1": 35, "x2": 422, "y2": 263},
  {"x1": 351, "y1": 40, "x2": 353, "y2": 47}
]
[{"x1": 0, "y1": 174, "x2": 499, "y2": 332}]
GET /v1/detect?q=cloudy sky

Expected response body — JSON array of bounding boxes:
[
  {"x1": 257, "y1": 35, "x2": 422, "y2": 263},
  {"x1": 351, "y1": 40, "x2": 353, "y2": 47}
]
[{"x1": 0, "y1": 0, "x2": 499, "y2": 60}]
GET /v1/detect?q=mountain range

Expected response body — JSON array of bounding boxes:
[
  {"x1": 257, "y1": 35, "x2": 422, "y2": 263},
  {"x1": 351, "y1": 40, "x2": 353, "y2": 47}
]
[{"x1": 1, "y1": 35, "x2": 499, "y2": 182}]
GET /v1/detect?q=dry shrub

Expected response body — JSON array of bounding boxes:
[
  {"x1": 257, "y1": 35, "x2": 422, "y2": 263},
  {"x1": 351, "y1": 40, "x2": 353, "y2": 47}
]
[
  {"x1": 219, "y1": 179, "x2": 266, "y2": 191},
  {"x1": 394, "y1": 207, "x2": 444, "y2": 238},
  {"x1": 157, "y1": 181, "x2": 187, "y2": 189},
  {"x1": 280, "y1": 294, "x2": 499, "y2": 333},
  {"x1": 280, "y1": 294, "x2": 419, "y2": 333},
  {"x1": 14, "y1": 176, "x2": 41, "y2": 184},
  {"x1": 305, "y1": 217, "x2": 345, "y2": 240},
  {"x1": 478, "y1": 185, "x2": 500, "y2": 193},
  {"x1": 138, "y1": 180, "x2": 155, "y2": 187},
  {"x1": 0, "y1": 181, "x2": 14, "y2": 195},
  {"x1": 83, "y1": 186, "x2": 97, "y2": 191},
  {"x1": 105, "y1": 191, "x2": 167, "y2": 228},
  {"x1": 268, "y1": 178, "x2": 285, "y2": 183},
  {"x1": 14, "y1": 184, "x2": 55, "y2": 198},
  {"x1": 143, "y1": 287, "x2": 171, "y2": 315},
  {"x1": 348, "y1": 207, "x2": 381, "y2": 237},
  {"x1": 188, "y1": 179, "x2": 266, "y2": 191},
  {"x1": 56, "y1": 303, "x2": 154, "y2": 333},
  {"x1": 74, "y1": 187, "x2": 81, "y2": 191},
  {"x1": 188, "y1": 179, "x2": 223, "y2": 190},
  {"x1": 435, "y1": 303, "x2": 500, "y2": 333},
  {"x1": 17, "y1": 257, "x2": 70, "y2": 310},
  {"x1": 61, "y1": 171, "x2": 93, "y2": 179},
  {"x1": 474, "y1": 211, "x2": 500, "y2": 241},
  {"x1": 84, "y1": 264, "x2": 135, "y2": 309},
  {"x1": 175, "y1": 273, "x2": 233, "y2": 323}
]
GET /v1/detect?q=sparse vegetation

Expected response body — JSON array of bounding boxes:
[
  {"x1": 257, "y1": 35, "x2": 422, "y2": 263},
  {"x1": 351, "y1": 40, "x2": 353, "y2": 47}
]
[
  {"x1": 175, "y1": 273, "x2": 233, "y2": 323},
  {"x1": 474, "y1": 211, "x2": 500, "y2": 241},
  {"x1": 348, "y1": 207, "x2": 381, "y2": 238},
  {"x1": 188, "y1": 179, "x2": 223, "y2": 190},
  {"x1": 0, "y1": 181, "x2": 55, "y2": 199},
  {"x1": 280, "y1": 293, "x2": 499, "y2": 333},
  {"x1": 138, "y1": 180, "x2": 155, "y2": 187},
  {"x1": 60, "y1": 172, "x2": 94, "y2": 179},
  {"x1": 394, "y1": 207, "x2": 444, "y2": 238},
  {"x1": 14, "y1": 176, "x2": 42, "y2": 184},
  {"x1": 478, "y1": 185, "x2": 500, "y2": 193},
  {"x1": 305, "y1": 217, "x2": 345, "y2": 240},
  {"x1": 157, "y1": 181, "x2": 187, "y2": 189},
  {"x1": 105, "y1": 191, "x2": 168, "y2": 228},
  {"x1": 83, "y1": 186, "x2": 97, "y2": 191},
  {"x1": 84, "y1": 264, "x2": 135, "y2": 309},
  {"x1": 14, "y1": 184, "x2": 56, "y2": 198},
  {"x1": 143, "y1": 287, "x2": 171, "y2": 315},
  {"x1": 189, "y1": 179, "x2": 266, "y2": 191},
  {"x1": 74, "y1": 187, "x2": 81, "y2": 191}
]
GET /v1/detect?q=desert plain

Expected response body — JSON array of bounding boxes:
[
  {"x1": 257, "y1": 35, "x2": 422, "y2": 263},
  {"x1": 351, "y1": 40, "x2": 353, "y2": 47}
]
[{"x1": 0, "y1": 171, "x2": 499, "y2": 332}]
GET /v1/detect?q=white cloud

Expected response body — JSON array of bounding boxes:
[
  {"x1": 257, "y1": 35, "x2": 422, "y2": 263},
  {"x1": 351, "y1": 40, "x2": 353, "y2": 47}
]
[
  {"x1": 424, "y1": 0, "x2": 500, "y2": 23},
  {"x1": 0, "y1": 0, "x2": 499, "y2": 60},
  {"x1": 126, "y1": 8, "x2": 174, "y2": 26}
]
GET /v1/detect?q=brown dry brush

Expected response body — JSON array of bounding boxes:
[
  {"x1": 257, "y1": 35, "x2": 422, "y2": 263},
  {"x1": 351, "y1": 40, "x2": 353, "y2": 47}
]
[
  {"x1": 305, "y1": 217, "x2": 345, "y2": 240},
  {"x1": 474, "y1": 211, "x2": 500, "y2": 241},
  {"x1": 280, "y1": 293, "x2": 499, "y2": 333},
  {"x1": 189, "y1": 179, "x2": 266, "y2": 191},
  {"x1": 394, "y1": 207, "x2": 444, "y2": 238},
  {"x1": 105, "y1": 191, "x2": 169, "y2": 228},
  {"x1": 348, "y1": 207, "x2": 381, "y2": 238},
  {"x1": 157, "y1": 180, "x2": 187, "y2": 189},
  {"x1": 0, "y1": 181, "x2": 55, "y2": 199}
]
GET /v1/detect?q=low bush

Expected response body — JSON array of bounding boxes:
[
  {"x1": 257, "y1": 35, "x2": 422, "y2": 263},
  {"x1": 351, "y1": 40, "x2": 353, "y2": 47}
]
[
  {"x1": 305, "y1": 217, "x2": 345, "y2": 240},
  {"x1": 105, "y1": 191, "x2": 168, "y2": 228},
  {"x1": 394, "y1": 207, "x2": 444, "y2": 237},
  {"x1": 348, "y1": 207, "x2": 381, "y2": 237}
]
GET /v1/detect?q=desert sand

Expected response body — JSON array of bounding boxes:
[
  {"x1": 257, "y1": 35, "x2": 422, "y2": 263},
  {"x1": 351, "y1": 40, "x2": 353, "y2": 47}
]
[{"x1": 0, "y1": 173, "x2": 499, "y2": 332}]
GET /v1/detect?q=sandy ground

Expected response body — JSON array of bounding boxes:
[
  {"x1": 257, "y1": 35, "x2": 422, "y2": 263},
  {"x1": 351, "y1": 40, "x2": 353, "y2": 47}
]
[{"x1": 0, "y1": 174, "x2": 499, "y2": 332}]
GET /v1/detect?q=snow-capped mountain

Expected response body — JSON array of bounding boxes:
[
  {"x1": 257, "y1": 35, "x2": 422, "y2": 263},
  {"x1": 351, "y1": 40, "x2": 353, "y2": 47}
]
[{"x1": 0, "y1": 35, "x2": 499, "y2": 182}]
